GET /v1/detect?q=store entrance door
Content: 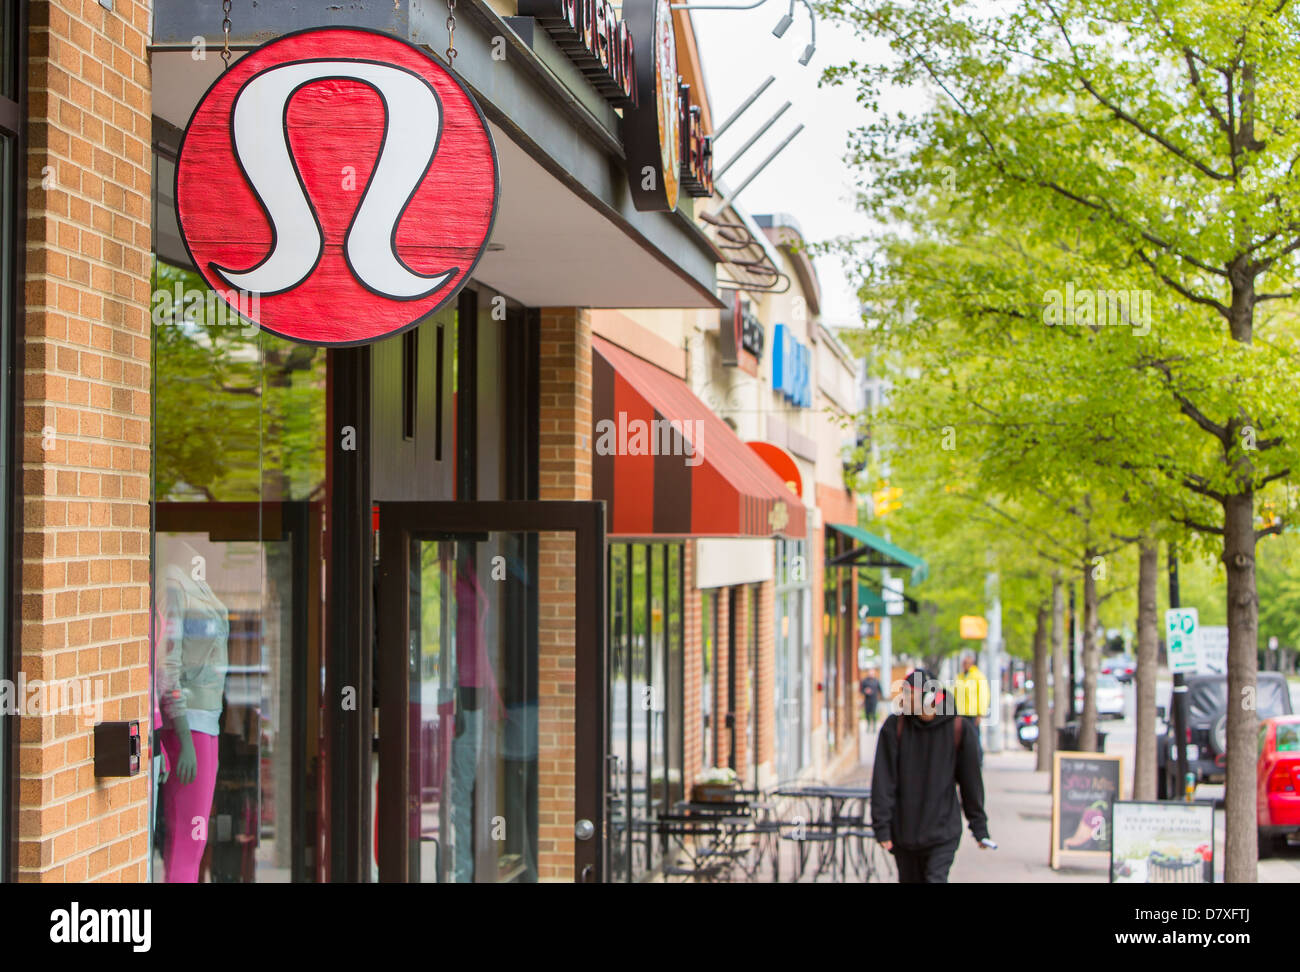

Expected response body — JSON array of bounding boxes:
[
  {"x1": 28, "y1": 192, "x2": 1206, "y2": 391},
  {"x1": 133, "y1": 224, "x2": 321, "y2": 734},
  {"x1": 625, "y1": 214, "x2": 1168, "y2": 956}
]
[{"x1": 374, "y1": 501, "x2": 606, "y2": 882}]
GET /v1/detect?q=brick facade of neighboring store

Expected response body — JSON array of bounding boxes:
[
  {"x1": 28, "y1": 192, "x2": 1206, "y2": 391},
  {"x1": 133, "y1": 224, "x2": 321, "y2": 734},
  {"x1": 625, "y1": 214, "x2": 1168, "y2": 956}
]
[
  {"x1": 16, "y1": 0, "x2": 153, "y2": 881},
  {"x1": 537, "y1": 306, "x2": 590, "y2": 879}
]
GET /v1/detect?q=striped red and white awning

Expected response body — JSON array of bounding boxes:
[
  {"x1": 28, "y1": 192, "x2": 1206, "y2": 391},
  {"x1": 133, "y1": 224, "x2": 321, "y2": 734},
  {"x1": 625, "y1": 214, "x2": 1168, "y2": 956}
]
[{"x1": 592, "y1": 335, "x2": 806, "y2": 539}]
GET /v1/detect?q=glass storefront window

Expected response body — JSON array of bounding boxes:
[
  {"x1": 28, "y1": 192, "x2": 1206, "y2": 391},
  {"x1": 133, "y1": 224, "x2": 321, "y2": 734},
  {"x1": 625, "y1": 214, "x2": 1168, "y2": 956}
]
[
  {"x1": 666, "y1": 545, "x2": 683, "y2": 809},
  {"x1": 823, "y1": 533, "x2": 844, "y2": 757},
  {"x1": 628, "y1": 544, "x2": 647, "y2": 873},
  {"x1": 403, "y1": 531, "x2": 540, "y2": 882},
  {"x1": 150, "y1": 250, "x2": 328, "y2": 882},
  {"x1": 701, "y1": 589, "x2": 715, "y2": 770},
  {"x1": 649, "y1": 545, "x2": 666, "y2": 817},
  {"x1": 608, "y1": 544, "x2": 628, "y2": 879},
  {"x1": 775, "y1": 539, "x2": 808, "y2": 782},
  {"x1": 607, "y1": 541, "x2": 684, "y2": 881},
  {"x1": 747, "y1": 585, "x2": 759, "y2": 787}
]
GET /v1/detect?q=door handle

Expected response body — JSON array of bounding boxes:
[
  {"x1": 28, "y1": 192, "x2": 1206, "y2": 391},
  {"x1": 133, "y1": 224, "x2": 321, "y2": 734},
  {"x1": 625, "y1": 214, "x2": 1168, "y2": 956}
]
[
  {"x1": 580, "y1": 864, "x2": 595, "y2": 882},
  {"x1": 575, "y1": 819, "x2": 595, "y2": 841}
]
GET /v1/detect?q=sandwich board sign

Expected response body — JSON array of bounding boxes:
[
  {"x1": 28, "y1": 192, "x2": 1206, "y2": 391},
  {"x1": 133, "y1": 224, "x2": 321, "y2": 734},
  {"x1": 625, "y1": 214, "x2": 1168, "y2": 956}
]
[
  {"x1": 1050, "y1": 751, "x2": 1125, "y2": 870},
  {"x1": 1165, "y1": 608, "x2": 1199, "y2": 675}
]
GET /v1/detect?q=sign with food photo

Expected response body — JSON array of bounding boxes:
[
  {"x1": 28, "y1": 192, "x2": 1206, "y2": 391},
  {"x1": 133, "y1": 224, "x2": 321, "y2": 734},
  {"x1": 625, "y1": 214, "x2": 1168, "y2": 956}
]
[{"x1": 1110, "y1": 800, "x2": 1215, "y2": 884}]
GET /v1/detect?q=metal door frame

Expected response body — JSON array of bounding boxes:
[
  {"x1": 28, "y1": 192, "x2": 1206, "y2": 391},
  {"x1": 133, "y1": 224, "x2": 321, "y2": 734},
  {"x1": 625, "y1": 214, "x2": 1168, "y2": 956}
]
[{"x1": 375, "y1": 500, "x2": 607, "y2": 882}]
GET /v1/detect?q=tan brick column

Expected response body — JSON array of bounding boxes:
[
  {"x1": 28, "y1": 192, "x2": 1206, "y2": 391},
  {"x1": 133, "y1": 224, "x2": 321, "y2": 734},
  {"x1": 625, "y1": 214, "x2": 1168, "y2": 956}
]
[
  {"x1": 756, "y1": 580, "x2": 774, "y2": 784},
  {"x1": 732, "y1": 586, "x2": 750, "y2": 782},
  {"x1": 536, "y1": 308, "x2": 590, "y2": 880},
  {"x1": 17, "y1": 0, "x2": 153, "y2": 881}
]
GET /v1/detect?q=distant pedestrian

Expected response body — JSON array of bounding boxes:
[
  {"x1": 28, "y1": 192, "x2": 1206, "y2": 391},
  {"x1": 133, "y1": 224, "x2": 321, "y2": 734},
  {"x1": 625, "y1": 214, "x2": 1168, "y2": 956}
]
[
  {"x1": 860, "y1": 668, "x2": 882, "y2": 731},
  {"x1": 872, "y1": 668, "x2": 992, "y2": 883},
  {"x1": 954, "y1": 651, "x2": 990, "y2": 765}
]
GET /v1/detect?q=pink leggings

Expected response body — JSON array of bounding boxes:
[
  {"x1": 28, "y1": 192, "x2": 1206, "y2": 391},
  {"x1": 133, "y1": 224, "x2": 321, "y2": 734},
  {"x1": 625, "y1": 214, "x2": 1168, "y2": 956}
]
[{"x1": 159, "y1": 729, "x2": 219, "y2": 883}]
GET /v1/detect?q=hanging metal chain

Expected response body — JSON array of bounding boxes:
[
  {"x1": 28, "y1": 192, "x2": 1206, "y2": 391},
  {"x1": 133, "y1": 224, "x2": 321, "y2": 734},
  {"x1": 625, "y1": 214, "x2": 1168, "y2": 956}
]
[
  {"x1": 221, "y1": 0, "x2": 233, "y2": 71},
  {"x1": 446, "y1": 0, "x2": 458, "y2": 65}
]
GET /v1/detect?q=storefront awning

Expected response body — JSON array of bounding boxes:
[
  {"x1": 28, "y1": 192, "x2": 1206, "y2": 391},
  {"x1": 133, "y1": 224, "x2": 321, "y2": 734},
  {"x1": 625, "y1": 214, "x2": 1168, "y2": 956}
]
[
  {"x1": 593, "y1": 336, "x2": 806, "y2": 539},
  {"x1": 858, "y1": 583, "x2": 888, "y2": 617},
  {"x1": 858, "y1": 581, "x2": 920, "y2": 617},
  {"x1": 828, "y1": 522, "x2": 928, "y2": 582}
]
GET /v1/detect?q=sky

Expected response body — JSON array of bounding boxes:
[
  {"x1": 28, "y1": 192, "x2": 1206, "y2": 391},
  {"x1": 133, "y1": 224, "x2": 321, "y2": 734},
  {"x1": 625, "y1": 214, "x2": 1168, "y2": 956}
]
[{"x1": 690, "y1": 2, "x2": 898, "y2": 329}]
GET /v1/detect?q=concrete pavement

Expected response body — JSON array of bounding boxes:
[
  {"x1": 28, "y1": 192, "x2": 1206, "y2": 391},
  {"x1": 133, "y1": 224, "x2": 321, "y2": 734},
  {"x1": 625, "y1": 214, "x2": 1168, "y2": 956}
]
[{"x1": 852, "y1": 712, "x2": 1300, "y2": 883}]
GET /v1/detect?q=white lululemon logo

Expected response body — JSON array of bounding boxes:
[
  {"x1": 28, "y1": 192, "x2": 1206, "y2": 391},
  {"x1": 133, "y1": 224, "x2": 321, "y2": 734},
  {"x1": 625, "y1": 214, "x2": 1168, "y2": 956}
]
[{"x1": 212, "y1": 59, "x2": 456, "y2": 300}]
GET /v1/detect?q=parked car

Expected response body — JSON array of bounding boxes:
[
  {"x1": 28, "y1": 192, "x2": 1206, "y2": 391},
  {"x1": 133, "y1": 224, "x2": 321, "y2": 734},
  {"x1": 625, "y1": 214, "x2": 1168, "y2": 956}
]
[
  {"x1": 1014, "y1": 697, "x2": 1039, "y2": 750},
  {"x1": 1101, "y1": 654, "x2": 1136, "y2": 683},
  {"x1": 1157, "y1": 672, "x2": 1295, "y2": 799},
  {"x1": 1074, "y1": 674, "x2": 1126, "y2": 719},
  {"x1": 1258, "y1": 715, "x2": 1300, "y2": 858}
]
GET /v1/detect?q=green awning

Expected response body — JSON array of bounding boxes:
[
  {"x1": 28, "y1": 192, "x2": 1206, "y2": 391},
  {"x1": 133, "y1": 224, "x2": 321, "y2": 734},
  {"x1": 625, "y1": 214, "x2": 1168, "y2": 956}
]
[
  {"x1": 858, "y1": 583, "x2": 888, "y2": 618},
  {"x1": 858, "y1": 581, "x2": 920, "y2": 617},
  {"x1": 828, "y1": 522, "x2": 928, "y2": 582}
]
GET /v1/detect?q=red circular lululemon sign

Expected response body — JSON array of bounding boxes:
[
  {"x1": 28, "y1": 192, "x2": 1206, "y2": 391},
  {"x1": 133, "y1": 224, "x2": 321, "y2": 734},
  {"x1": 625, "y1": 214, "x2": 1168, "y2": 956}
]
[{"x1": 175, "y1": 28, "x2": 499, "y2": 346}]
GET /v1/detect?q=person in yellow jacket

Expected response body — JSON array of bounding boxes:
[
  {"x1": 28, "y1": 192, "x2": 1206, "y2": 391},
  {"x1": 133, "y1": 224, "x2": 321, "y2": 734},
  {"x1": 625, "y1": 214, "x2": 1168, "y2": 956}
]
[{"x1": 954, "y1": 652, "x2": 990, "y2": 764}]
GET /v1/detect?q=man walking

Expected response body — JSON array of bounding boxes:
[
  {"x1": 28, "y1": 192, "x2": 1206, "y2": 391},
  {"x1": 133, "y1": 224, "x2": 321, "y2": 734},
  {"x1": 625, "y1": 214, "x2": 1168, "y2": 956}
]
[
  {"x1": 871, "y1": 668, "x2": 992, "y2": 883},
  {"x1": 859, "y1": 667, "x2": 882, "y2": 732},
  {"x1": 954, "y1": 651, "x2": 990, "y2": 764}
]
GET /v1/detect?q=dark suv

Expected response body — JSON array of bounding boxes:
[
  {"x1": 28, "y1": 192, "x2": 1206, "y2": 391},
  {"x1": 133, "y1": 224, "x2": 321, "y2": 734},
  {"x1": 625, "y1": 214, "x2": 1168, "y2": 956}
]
[{"x1": 1157, "y1": 672, "x2": 1294, "y2": 798}]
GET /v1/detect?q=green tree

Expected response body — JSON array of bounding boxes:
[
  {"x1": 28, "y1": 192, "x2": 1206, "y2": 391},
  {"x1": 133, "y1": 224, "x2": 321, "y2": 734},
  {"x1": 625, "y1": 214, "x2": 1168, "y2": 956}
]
[{"x1": 823, "y1": 0, "x2": 1300, "y2": 881}]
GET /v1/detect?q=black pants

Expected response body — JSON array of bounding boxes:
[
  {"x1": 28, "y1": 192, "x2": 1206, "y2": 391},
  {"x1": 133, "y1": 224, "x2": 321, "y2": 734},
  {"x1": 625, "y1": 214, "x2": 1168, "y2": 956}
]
[{"x1": 893, "y1": 836, "x2": 961, "y2": 883}]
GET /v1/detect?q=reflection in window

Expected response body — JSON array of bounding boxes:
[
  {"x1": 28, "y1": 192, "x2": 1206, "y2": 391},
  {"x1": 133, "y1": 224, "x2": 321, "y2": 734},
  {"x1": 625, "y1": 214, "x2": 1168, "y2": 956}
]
[
  {"x1": 607, "y1": 542, "x2": 684, "y2": 881},
  {"x1": 702, "y1": 590, "x2": 715, "y2": 770},
  {"x1": 775, "y1": 539, "x2": 807, "y2": 782},
  {"x1": 151, "y1": 256, "x2": 327, "y2": 882}
]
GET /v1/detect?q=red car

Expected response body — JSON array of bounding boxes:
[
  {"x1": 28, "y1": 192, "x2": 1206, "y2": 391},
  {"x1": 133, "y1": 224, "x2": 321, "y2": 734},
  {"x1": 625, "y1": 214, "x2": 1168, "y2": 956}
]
[{"x1": 1257, "y1": 715, "x2": 1300, "y2": 858}]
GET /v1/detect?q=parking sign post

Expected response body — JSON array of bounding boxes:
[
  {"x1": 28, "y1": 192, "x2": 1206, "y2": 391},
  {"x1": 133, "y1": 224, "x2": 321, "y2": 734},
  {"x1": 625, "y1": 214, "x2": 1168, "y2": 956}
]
[{"x1": 1167, "y1": 552, "x2": 1195, "y2": 801}]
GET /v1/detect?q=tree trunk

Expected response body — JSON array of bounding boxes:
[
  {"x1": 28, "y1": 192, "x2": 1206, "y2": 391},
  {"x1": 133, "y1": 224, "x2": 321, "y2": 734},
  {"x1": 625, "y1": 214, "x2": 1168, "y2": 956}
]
[
  {"x1": 1133, "y1": 538, "x2": 1159, "y2": 801},
  {"x1": 1050, "y1": 570, "x2": 1066, "y2": 769},
  {"x1": 1033, "y1": 600, "x2": 1051, "y2": 771},
  {"x1": 1222, "y1": 490, "x2": 1259, "y2": 883},
  {"x1": 1077, "y1": 555, "x2": 1100, "y2": 752},
  {"x1": 1050, "y1": 569, "x2": 1060, "y2": 738}
]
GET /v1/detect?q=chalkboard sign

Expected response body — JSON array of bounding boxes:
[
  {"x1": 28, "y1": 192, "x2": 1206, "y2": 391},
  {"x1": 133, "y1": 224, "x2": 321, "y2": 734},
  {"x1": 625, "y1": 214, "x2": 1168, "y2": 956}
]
[{"x1": 1051, "y1": 751, "x2": 1125, "y2": 869}]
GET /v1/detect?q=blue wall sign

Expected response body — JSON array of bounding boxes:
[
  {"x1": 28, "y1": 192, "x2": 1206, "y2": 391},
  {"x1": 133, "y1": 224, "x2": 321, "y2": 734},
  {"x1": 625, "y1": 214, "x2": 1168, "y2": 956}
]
[{"x1": 772, "y1": 323, "x2": 810, "y2": 407}]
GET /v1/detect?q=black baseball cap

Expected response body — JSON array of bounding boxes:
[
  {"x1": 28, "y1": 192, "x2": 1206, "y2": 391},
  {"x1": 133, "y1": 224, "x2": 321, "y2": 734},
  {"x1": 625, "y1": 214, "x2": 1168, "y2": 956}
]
[{"x1": 904, "y1": 667, "x2": 934, "y2": 689}]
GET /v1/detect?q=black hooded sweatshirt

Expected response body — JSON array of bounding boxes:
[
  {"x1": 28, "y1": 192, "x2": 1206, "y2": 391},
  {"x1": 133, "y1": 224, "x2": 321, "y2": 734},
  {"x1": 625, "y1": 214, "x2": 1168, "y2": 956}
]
[{"x1": 871, "y1": 708, "x2": 989, "y2": 849}]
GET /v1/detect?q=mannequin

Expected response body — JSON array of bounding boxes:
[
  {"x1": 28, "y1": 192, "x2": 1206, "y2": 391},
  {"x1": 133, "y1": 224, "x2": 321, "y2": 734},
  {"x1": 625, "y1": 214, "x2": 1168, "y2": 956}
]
[{"x1": 156, "y1": 535, "x2": 229, "y2": 883}]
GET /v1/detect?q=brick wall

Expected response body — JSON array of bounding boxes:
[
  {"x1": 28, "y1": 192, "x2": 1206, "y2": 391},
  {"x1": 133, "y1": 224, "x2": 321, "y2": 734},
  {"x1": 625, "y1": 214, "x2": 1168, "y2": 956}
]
[
  {"x1": 687, "y1": 576, "x2": 778, "y2": 791},
  {"x1": 535, "y1": 307, "x2": 591, "y2": 880},
  {"x1": 755, "y1": 580, "x2": 773, "y2": 785},
  {"x1": 732, "y1": 586, "x2": 749, "y2": 781},
  {"x1": 16, "y1": 0, "x2": 153, "y2": 882}
]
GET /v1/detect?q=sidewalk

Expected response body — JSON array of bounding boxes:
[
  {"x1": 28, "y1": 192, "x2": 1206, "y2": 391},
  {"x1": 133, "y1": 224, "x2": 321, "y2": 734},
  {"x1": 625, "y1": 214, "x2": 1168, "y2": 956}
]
[
  {"x1": 852, "y1": 720, "x2": 1300, "y2": 882},
  {"x1": 850, "y1": 720, "x2": 1107, "y2": 882}
]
